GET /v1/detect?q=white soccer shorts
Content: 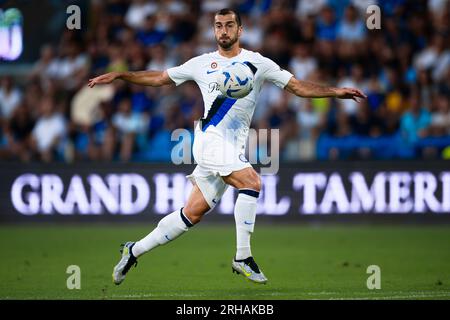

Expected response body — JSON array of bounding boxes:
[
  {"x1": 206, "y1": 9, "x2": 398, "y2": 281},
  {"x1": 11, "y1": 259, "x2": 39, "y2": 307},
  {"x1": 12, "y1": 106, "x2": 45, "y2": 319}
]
[{"x1": 186, "y1": 129, "x2": 252, "y2": 209}]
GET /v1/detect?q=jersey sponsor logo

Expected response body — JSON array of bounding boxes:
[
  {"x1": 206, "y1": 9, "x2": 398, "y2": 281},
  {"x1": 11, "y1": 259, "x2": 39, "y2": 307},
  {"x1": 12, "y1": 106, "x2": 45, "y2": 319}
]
[
  {"x1": 206, "y1": 69, "x2": 219, "y2": 74},
  {"x1": 208, "y1": 82, "x2": 220, "y2": 93}
]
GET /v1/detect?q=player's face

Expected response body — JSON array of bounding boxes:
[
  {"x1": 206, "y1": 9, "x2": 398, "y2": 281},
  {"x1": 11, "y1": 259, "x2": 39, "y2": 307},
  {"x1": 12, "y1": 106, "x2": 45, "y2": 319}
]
[{"x1": 214, "y1": 14, "x2": 242, "y2": 50}]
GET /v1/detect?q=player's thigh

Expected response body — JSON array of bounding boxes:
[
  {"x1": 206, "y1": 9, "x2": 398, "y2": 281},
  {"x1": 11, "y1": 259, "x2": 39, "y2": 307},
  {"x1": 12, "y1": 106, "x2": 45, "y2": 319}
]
[
  {"x1": 222, "y1": 167, "x2": 261, "y2": 191},
  {"x1": 183, "y1": 184, "x2": 211, "y2": 224}
]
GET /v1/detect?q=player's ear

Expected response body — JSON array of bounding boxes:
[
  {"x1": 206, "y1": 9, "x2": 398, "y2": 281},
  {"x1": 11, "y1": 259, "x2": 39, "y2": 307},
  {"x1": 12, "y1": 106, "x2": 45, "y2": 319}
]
[{"x1": 238, "y1": 25, "x2": 243, "y2": 37}]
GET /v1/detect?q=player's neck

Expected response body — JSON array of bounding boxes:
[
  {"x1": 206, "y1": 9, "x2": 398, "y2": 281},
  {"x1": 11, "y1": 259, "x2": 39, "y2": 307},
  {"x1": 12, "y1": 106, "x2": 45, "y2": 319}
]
[{"x1": 218, "y1": 46, "x2": 242, "y2": 59}]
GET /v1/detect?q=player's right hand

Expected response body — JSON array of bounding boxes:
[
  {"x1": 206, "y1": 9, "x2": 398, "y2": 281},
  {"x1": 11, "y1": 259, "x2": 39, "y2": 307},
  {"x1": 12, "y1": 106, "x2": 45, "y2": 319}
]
[{"x1": 88, "y1": 72, "x2": 119, "y2": 88}]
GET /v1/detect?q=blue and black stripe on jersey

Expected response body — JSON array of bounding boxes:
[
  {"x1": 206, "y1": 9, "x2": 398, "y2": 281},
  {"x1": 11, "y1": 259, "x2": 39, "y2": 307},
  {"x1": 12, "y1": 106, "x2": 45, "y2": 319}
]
[
  {"x1": 243, "y1": 61, "x2": 257, "y2": 75},
  {"x1": 200, "y1": 96, "x2": 237, "y2": 132}
]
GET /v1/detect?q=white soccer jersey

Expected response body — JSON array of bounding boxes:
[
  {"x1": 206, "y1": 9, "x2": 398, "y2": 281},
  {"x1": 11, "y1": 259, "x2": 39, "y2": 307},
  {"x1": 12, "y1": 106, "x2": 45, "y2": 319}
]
[
  {"x1": 168, "y1": 48, "x2": 293, "y2": 182},
  {"x1": 167, "y1": 49, "x2": 293, "y2": 145}
]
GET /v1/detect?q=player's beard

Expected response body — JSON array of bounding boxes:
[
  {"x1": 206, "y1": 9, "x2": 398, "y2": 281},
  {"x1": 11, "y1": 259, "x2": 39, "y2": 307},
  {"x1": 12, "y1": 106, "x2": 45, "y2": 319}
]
[{"x1": 216, "y1": 32, "x2": 238, "y2": 50}]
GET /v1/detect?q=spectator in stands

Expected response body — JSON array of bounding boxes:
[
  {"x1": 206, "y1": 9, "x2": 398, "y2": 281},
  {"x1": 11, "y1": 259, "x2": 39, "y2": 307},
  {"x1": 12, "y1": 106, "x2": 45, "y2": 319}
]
[
  {"x1": 111, "y1": 97, "x2": 149, "y2": 162},
  {"x1": 400, "y1": 92, "x2": 431, "y2": 146},
  {"x1": 48, "y1": 41, "x2": 89, "y2": 91},
  {"x1": 295, "y1": 99, "x2": 321, "y2": 160},
  {"x1": 350, "y1": 0, "x2": 377, "y2": 16},
  {"x1": 239, "y1": 16, "x2": 263, "y2": 51},
  {"x1": 106, "y1": 44, "x2": 128, "y2": 73},
  {"x1": 333, "y1": 107, "x2": 352, "y2": 139},
  {"x1": 429, "y1": 92, "x2": 450, "y2": 136},
  {"x1": 349, "y1": 100, "x2": 381, "y2": 137},
  {"x1": 146, "y1": 44, "x2": 175, "y2": 71},
  {"x1": 127, "y1": 41, "x2": 148, "y2": 71},
  {"x1": 416, "y1": 68, "x2": 434, "y2": 110},
  {"x1": 88, "y1": 101, "x2": 116, "y2": 161},
  {"x1": 30, "y1": 95, "x2": 67, "y2": 162},
  {"x1": 414, "y1": 33, "x2": 450, "y2": 83},
  {"x1": 337, "y1": 64, "x2": 368, "y2": 115},
  {"x1": 289, "y1": 43, "x2": 317, "y2": 82},
  {"x1": 337, "y1": 5, "x2": 366, "y2": 60},
  {"x1": 4, "y1": 102, "x2": 35, "y2": 162},
  {"x1": 295, "y1": 0, "x2": 327, "y2": 19},
  {"x1": 316, "y1": 5, "x2": 338, "y2": 41},
  {"x1": 125, "y1": 0, "x2": 159, "y2": 29},
  {"x1": 144, "y1": 103, "x2": 185, "y2": 162},
  {"x1": 28, "y1": 44, "x2": 59, "y2": 90},
  {"x1": 259, "y1": 91, "x2": 298, "y2": 155},
  {"x1": 0, "y1": 76, "x2": 22, "y2": 123},
  {"x1": 337, "y1": 5, "x2": 367, "y2": 42},
  {"x1": 136, "y1": 15, "x2": 166, "y2": 47}
]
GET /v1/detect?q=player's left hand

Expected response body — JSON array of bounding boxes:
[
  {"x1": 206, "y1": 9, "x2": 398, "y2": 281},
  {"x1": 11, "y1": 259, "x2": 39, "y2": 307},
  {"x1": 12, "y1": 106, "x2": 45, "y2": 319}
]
[
  {"x1": 335, "y1": 87, "x2": 367, "y2": 102},
  {"x1": 88, "y1": 72, "x2": 119, "y2": 88}
]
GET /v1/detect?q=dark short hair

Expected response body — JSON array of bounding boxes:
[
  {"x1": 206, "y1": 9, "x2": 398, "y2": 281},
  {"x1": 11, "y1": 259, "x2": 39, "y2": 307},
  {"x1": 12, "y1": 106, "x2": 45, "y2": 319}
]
[{"x1": 215, "y1": 8, "x2": 242, "y2": 26}]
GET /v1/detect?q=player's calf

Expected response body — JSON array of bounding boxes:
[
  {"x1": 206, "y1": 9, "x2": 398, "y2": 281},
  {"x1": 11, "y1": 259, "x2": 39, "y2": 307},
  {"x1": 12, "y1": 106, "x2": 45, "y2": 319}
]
[
  {"x1": 132, "y1": 208, "x2": 194, "y2": 257},
  {"x1": 223, "y1": 167, "x2": 261, "y2": 192}
]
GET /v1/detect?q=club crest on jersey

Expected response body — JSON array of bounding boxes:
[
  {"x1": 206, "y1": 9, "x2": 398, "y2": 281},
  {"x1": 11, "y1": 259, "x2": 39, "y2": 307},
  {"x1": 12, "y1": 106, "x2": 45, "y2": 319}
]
[{"x1": 211, "y1": 62, "x2": 217, "y2": 69}]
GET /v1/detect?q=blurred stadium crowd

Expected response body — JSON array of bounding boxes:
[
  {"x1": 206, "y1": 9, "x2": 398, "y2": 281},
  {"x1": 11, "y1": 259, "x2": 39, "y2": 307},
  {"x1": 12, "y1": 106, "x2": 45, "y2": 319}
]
[{"x1": 0, "y1": 0, "x2": 449, "y2": 163}]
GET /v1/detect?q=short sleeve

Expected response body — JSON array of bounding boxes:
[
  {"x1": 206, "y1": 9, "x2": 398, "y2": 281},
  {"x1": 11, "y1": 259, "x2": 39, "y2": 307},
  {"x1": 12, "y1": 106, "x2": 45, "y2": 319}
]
[
  {"x1": 166, "y1": 57, "x2": 197, "y2": 86},
  {"x1": 260, "y1": 56, "x2": 293, "y2": 89}
]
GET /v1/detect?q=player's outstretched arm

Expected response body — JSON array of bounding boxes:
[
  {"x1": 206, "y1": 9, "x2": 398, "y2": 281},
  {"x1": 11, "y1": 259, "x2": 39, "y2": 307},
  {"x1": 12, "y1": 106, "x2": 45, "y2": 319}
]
[
  {"x1": 284, "y1": 77, "x2": 367, "y2": 102},
  {"x1": 88, "y1": 70, "x2": 174, "y2": 88}
]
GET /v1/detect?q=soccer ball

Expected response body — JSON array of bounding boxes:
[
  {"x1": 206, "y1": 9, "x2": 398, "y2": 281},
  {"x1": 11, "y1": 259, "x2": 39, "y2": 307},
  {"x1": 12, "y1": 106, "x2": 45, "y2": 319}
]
[{"x1": 216, "y1": 62, "x2": 254, "y2": 99}]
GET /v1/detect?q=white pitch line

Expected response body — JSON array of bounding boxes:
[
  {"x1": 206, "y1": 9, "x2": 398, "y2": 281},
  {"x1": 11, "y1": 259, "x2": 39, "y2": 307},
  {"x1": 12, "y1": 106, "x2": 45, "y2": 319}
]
[
  {"x1": 330, "y1": 293, "x2": 450, "y2": 300},
  {"x1": 110, "y1": 291, "x2": 450, "y2": 299},
  {"x1": 111, "y1": 292, "x2": 287, "y2": 299},
  {"x1": 3, "y1": 291, "x2": 448, "y2": 300},
  {"x1": 1, "y1": 293, "x2": 448, "y2": 300}
]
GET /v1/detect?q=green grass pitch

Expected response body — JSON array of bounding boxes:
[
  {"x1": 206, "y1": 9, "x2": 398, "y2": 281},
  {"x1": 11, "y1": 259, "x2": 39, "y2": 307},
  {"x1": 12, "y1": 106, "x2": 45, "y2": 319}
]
[{"x1": 1, "y1": 223, "x2": 449, "y2": 300}]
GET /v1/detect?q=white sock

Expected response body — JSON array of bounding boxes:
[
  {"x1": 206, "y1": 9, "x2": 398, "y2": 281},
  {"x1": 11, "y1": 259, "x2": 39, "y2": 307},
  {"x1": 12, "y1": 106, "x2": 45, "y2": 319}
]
[
  {"x1": 234, "y1": 189, "x2": 259, "y2": 260},
  {"x1": 132, "y1": 208, "x2": 193, "y2": 258}
]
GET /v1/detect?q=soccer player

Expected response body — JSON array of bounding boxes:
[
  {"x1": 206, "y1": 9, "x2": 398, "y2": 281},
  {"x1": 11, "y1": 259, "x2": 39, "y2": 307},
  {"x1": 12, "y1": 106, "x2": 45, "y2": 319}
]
[{"x1": 88, "y1": 8, "x2": 366, "y2": 285}]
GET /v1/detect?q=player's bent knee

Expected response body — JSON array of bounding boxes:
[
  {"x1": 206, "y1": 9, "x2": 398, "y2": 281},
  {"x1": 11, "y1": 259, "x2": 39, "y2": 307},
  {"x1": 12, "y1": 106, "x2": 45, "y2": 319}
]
[
  {"x1": 246, "y1": 172, "x2": 261, "y2": 192},
  {"x1": 183, "y1": 184, "x2": 212, "y2": 225},
  {"x1": 254, "y1": 175, "x2": 262, "y2": 192}
]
